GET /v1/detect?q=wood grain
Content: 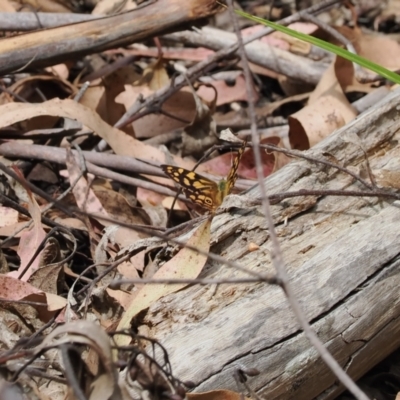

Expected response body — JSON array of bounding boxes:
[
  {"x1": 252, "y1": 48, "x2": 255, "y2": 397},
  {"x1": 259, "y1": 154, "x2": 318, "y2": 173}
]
[
  {"x1": 137, "y1": 88, "x2": 400, "y2": 399},
  {"x1": 0, "y1": 0, "x2": 219, "y2": 74}
]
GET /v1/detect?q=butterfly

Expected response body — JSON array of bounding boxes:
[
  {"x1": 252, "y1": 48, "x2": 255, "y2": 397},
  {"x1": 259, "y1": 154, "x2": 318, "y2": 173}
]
[{"x1": 161, "y1": 140, "x2": 246, "y2": 211}]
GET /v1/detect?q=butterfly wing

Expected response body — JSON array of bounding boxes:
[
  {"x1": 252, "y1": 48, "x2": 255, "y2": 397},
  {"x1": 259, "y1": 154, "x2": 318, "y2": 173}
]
[
  {"x1": 161, "y1": 165, "x2": 219, "y2": 210},
  {"x1": 225, "y1": 140, "x2": 247, "y2": 195}
]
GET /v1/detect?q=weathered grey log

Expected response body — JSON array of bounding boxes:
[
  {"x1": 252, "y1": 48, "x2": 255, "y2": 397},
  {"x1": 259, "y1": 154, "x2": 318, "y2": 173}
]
[{"x1": 136, "y1": 87, "x2": 400, "y2": 399}]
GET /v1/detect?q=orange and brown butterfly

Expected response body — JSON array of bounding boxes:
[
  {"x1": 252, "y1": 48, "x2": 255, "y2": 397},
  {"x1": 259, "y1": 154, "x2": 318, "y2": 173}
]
[{"x1": 161, "y1": 140, "x2": 247, "y2": 212}]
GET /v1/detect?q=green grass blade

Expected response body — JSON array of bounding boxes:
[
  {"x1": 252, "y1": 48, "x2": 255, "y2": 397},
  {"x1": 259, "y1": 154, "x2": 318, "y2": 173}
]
[{"x1": 235, "y1": 9, "x2": 400, "y2": 84}]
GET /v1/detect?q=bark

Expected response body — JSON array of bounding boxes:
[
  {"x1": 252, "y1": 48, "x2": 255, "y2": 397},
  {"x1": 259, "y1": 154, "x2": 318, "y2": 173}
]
[
  {"x1": 138, "y1": 87, "x2": 400, "y2": 399},
  {"x1": 0, "y1": 0, "x2": 219, "y2": 74}
]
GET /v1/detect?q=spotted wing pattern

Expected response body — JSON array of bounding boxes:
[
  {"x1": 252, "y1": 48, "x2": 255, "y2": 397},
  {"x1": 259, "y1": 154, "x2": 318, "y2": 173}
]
[
  {"x1": 225, "y1": 139, "x2": 247, "y2": 196},
  {"x1": 161, "y1": 165, "x2": 219, "y2": 210},
  {"x1": 161, "y1": 139, "x2": 246, "y2": 211}
]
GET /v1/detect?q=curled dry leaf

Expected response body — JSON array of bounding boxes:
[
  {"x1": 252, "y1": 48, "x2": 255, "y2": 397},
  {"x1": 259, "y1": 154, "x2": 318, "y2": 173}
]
[
  {"x1": 289, "y1": 62, "x2": 357, "y2": 150},
  {"x1": 116, "y1": 218, "x2": 211, "y2": 346},
  {"x1": 35, "y1": 320, "x2": 119, "y2": 400},
  {"x1": 0, "y1": 75, "x2": 76, "y2": 106}
]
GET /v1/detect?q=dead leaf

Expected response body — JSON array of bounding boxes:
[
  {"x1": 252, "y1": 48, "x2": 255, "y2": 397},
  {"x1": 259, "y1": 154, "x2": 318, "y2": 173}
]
[
  {"x1": 188, "y1": 389, "x2": 252, "y2": 400},
  {"x1": 0, "y1": 275, "x2": 66, "y2": 321},
  {"x1": 7, "y1": 168, "x2": 46, "y2": 281},
  {"x1": 0, "y1": 0, "x2": 16, "y2": 11},
  {"x1": 0, "y1": 206, "x2": 18, "y2": 228},
  {"x1": 115, "y1": 218, "x2": 211, "y2": 345},
  {"x1": 197, "y1": 73, "x2": 258, "y2": 106},
  {"x1": 116, "y1": 85, "x2": 196, "y2": 139},
  {"x1": 92, "y1": 0, "x2": 137, "y2": 14},
  {"x1": 28, "y1": 237, "x2": 63, "y2": 294},
  {"x1": 182, "y1": 85, "x2": 218, "y2": 157},
  {"x1": 80, "y1": 66, "x2": 139, "y2": 134},
  {"x1": 289, "y1": 62, "x2": 357, "y2": 150},
  {"x1": 0, "y1": 99, "x2": 192, "y2": 168},
  {"x1": 65, "y1": 148, "x2": 108, "y2": 216}
]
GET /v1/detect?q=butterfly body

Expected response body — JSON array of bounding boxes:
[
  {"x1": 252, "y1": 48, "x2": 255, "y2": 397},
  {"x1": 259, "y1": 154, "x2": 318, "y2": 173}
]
[{"x1": 161, "y1": 141, "x2": 246, "y2": 211}]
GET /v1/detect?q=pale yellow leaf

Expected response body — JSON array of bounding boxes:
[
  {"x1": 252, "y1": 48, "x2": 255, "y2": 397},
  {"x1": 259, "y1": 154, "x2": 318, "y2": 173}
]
[{"x1": 115, "y1": 218, "x2": 211, "y2": 346}]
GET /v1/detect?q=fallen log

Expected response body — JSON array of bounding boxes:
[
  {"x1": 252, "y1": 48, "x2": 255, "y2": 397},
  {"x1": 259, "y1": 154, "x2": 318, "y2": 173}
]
[{"x1": 135, "y1": 87, "x2": 400, "y2": 399}]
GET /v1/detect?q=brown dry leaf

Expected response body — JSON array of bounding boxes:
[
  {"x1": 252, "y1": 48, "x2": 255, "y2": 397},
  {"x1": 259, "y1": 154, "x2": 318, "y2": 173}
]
[
  {"x1": 20, "y1": 0, "x2": 72, "y2": 12},
  {"x1": 0, "y1": 221, "x2": 36, "y2": 237},
  {"x1": 115, "y1": 218, "x2": 211, "y2": 346},
  {"x1": 0, "y1": 275, "x2": 66, "y2": 320},
  {"x1": 0, "y1": 99, "x2": 191, "y2": 169},
  {"x1": 378, "y1": 0, "x2": 400, "y2": 25},
  {"x1": 92, "y1": 0, "x2": 136, "y2": 14},
  {"x1": 141, "y1": 58, "x2": 170, "y2": 91},
  {"x1": 116, "y1": 84, "x2": 196, "y2": 139},
  {"x1": 0, "y1": 206, "x2": 18, "y2": 227},
  {"x1": 28, "y1": 237, "x2": 63, "y2": 294},
  {"x1": 28, "y1": 263, "x2": 63, "y2": 295},
  {"x1": 188, "y1": 389, "x2": 251, "y2": 400},
  {"x1": 289, "y1": 62, "x2": 357, "y2": 150},
  {"x1": 50, "y1": 216, "x2": 87, "y2": 231},
  {"x1": 80, "y1": 66, "x2": 139, "y2": 133},
  {"x1": 139, "y1": 201, "x2": 168, "y2": 227},
  {"x1": 182, "y1": 86, "x2": 218, "y2": 157},
  {"x1": 34, "y1": 320, "x2": 119, "y2": 400},
  {"x1": 136, "y1": 186, "x2": 168, "y2": 207},
  {"x1": 45, "y1": 63, "x2": 70, "y2": 80},
  {"x1": 243, "y1": 22, "x2": 318, "y2": 52},
  {"x1": 197, "y1": 74, "x2": 258, "y2": 106},
  {"x1": 241, "y1": 22, "x2": 318, "y2": 79},
  {"x1": 93, "y1": 185, "x2": 147, "y2": 227},
  {"x1": 6, "y1": 169, "x2": 46, "y2": 282},
  {"x1": 65, "y1": 148, "x2": 108, "y2": 216},
  {"x1": 0, "y1": 74, "x2": 76, "y2": 106},
  {"x1": 201, "y1": 137, "x2": 284, "y2": 180},
  {"x1": 334, "y1": 27, "x2": 400, "y2": 93},
  {"x1": 114, "y1": 57, "x2": 195, "y2": 139},
  {"x1": 117, "y1": 251, "x2": 145, "y2": 279},
  {"x1": 108, "y1": 250, "x2": 146, "y2": 309},
  {"x1": 240, "y1": 137, "x2": 289, "y2": 178},
  {"x1": 161, "y1": 196, "x2": 187, "y2": 211},
  {"x1": 28, "y1": 163, "x2": 59, "y2": 184},
  {"x1": 0, "y1": 0, "x2": 16, "y2": 11},
  {"x1": 258, "y1": 91, "x2": 310, "y2": 118}
]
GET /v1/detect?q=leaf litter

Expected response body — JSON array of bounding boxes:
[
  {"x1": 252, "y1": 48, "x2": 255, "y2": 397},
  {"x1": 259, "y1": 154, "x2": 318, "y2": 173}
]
[{"x1": 0, "y1": 0, "x2": 399, "y2": 399}]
